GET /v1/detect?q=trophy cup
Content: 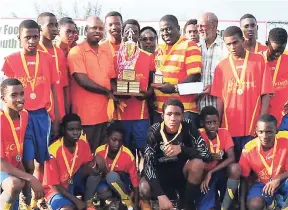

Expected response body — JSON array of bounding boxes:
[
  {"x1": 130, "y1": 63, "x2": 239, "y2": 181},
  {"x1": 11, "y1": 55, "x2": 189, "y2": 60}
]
[
  {"x1": 153, "y1": 50, "x2": 164, "y2": 85},
  {"x1": 116, "y1": 28, "x2": 141, "y2": 95}
]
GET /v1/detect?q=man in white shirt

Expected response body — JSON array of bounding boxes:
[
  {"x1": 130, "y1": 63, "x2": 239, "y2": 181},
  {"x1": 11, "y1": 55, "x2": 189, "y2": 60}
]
[{"x1": 197, "y1": 12, "x2": 228, "y2": 111}]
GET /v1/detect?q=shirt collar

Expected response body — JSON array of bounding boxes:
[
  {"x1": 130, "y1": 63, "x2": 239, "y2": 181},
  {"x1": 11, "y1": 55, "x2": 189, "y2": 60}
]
[{"x1": 199, "y1": 35, "x2": 223, "y2": 48}]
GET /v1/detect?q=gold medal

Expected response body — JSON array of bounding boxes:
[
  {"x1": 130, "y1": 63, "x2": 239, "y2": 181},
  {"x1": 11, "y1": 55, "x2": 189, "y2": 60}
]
[
  {"x1": 69, "y1": 178, "x2": 73, "y2": 184},
  {"x1": 30, "y1": 93, "x2": 37, "y2": 99},
  {"x1": 16, "y1": 154, "x2": 22, "y2": 162},
  {"x1": 237, "y1": 88, "x2": 243, "y2": 95}
]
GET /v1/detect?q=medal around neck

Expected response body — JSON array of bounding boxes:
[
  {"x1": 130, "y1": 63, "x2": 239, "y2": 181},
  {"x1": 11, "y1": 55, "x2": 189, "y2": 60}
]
[{"x1": 116, "y1": 28, "x2": 141, "y2": 95}]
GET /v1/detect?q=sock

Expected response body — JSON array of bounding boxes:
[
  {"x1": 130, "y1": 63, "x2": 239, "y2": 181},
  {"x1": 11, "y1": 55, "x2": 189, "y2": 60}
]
[
  {"x1": 185, "y1": 182, "x2": 201, "y2": 210},
  {"x1": 84, "y1": 175, "x2": 101, "y2": 201},
  {"x1": 0, "y1": 191, "x2": 17, "y2": 210},
  {"x1": 110, "y1": 182, "x2": 133, "y2": 207},
  {"x1": 221, "y1": 178, "x2": 240, "y2": 210}
]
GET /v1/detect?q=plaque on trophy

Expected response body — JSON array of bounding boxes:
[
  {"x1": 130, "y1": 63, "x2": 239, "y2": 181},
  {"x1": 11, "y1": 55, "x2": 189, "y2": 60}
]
[{"x1": 116, "y1": 28, "x2": 143, "y2": 96}]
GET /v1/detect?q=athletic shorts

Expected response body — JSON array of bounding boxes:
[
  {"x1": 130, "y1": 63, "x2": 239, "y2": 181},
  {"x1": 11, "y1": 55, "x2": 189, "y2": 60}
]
[
  {"x1": 197, "y1": 170, "x2": 227, "y2": 210},
  {"x1": 232, "y1": 135, "x2": 254, "y2": 161},
  {"x1": 279, "y1": 114, "x2": 288, "y2": 131},
  {"x1": 248, "y1": 179, "x2": 288, "y2": 207},
  {"x1": 23, "y1": 109, "x2": 51, "y2": 164},
  {"x1": 120, "y1": 120, "x2": 149, "y2": 150}
]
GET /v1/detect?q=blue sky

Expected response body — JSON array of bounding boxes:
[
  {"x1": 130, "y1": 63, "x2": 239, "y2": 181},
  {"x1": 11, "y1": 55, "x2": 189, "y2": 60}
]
[{"x1": 1, "y1": 0, "x2": 288, "y2": 22}]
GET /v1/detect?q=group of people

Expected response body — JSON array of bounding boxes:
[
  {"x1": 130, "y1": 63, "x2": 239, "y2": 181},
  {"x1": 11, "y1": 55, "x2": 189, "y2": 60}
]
[{"x1": 0, "y1": 9, "x2": 288, "y2": 210}]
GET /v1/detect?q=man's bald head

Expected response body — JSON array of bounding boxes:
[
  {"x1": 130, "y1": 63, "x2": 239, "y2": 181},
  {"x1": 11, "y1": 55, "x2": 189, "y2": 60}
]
[
  {"x1": 85, "y1": 16, "x2": 104, "y2": 45},
  {"x1": 198, "y1": 12, "x2": 218, "y2": 41}
]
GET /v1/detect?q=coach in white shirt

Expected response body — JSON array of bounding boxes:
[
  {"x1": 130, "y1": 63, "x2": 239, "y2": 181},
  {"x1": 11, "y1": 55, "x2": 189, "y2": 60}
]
[{"x1": 197, "y1": 12, "x2": 228, "y2": 110}]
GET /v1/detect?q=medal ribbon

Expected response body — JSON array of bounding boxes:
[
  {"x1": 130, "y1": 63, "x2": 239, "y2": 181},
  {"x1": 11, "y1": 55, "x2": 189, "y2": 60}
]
[
  {"x1": 61, "y1": 138, "x2": 79, "y2": 179},
  {"x1": 254, "y1": 42, "x2": 258, "y2": 53},
  {"x1": 3, "y1": 111, "x2": 22, "y2": 157},
  {"x1": 257, "y1": 137, "x2": 278, "y2": 178},
  {"x1": 160, "y1": 121, "x2": 182, "y2": 145},
  {"x1": 272, "y1": 55, "x2": 282, "y2": 84},
  {"x1": 229, "y1": 50, "x2": 249, "y2": 90},
  {"x1": 39, "y1": 42, "x2": 60, "y2": 74},
  {"x1": 20, "y1": 51, "x2": 39, "y2": 92},
  {"x1": 208, "y1": 134, "x2": 220, "y2": 153},
  {"x1": 104, "y1": 145, "x2": 122, "y2": 171}
]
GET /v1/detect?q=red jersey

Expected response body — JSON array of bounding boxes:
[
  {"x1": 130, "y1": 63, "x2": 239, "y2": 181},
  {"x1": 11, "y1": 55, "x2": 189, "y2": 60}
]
[
  {"x1": 211, "y1": 52, "x2": 274, "y2": 137},
  {"x1": 199, "y1": 128, "x2": 234, "y2": 171},
  {"x1": 100, "y1": 40, "x2": 121, "y2": 57},
  {"x1": 115, "y1": 49, "x2": 154, "y2": 120},
  {"x1": 0, "y1": 109, "x2": 28, "y2": 168},
  {"x1": 239, "y1": 131, "x2": 288, "y2": 184},
  {"x1": 43, "y1": 138, "x2": 93, "y2": 199},
  {"x1": 95, "y1": 144, "x2": 139, "y2": 187},
  {"x1": 38, "y1": 43, "x2": 69, "y2": 119},
  {"x1": 247, "y1": 42, "x2": 267, "y2": 53},
  {"x1": 264, "y1": 51, "x2": 288, "y2": 127},
  {"x1": 2, "y1": 51, "x2": 57, "y2": 120}
]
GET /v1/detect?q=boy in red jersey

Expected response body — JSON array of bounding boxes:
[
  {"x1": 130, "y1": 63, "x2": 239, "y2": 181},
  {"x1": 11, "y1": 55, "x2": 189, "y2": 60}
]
[
  {"x1": 95, "y1": 122, "x2": 139, "y2": 210},
  {"x1": 239, "y1": 114, "x2": 288, "y2": 210},
  {"x1": 37, "y1": 12, "x2": 69, "y2": 119},
  {"x1": 0, "y1": 78, "x2": 44, "y2": 210},
  {"x1": 1, "y1": 19, "x2": 60, "y2": 208},
  {"x1": 44, "y1": 113, "x2": 100, "y2": 210},
  {"x1": 198, "y1": 106, "x2": 241, "y2": 210},
  {"x1": 263, "y1": 28, "x2": 288, "y2": 131}
]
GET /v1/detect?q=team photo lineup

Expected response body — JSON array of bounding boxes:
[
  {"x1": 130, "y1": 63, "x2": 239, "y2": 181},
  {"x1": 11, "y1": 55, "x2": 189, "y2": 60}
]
[{"x1": 1, "y1": 9, "x2": 288, "y2": 210}]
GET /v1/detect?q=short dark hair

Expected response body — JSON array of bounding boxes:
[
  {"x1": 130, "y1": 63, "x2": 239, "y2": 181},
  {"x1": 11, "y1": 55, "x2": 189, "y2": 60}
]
[
  {"x1": 140, "y1": 26, "x2": 157, "y2": 37},
  {"x1": 122, "y1": 19, "x2": 141, "y2": 35},
  {"x1": 199, "y1": 106, "x2": 219, "y2": 121},
  {"x1": 61, "y1": 113, "x2": 82, "y2": 129},
  {"x1": 162, "y1": 98, "x2": 184, "y2": 113},
  {"x1": 224, "y1": 26, "x2": 243, "y2": 39},
  {"x1": 240, "y1": 13, "x2": 257, "y2": 22},
  {"x1": 268, "y1": 28, "x2": 288, "y2": 45},
  {"x1": 1, "y1": 78, "x2": 23, "y2": 95},
  {"x1": 160, "y1": 15, "x2": 179, "y2": 27},
  {"x1": 107, "y1": 121, "x2": 125, "y2": 137},
  {"x1": 105, "y1": 11, "x2": 123, "y2": 22},
  {"x1": 37, "y1": 12, "x2": 56, "y2": 24},
  {"x1": 258, "y1": 114, "x2": 277, "y2": 127},
  {"x1": 183, "y1": 19, "x2": 197, "y2": 33},
  {"x1": 19, "y1": 19, "x2": 40, "y2": 35},
  {"x1": 59, "y1": 17, "x2": 76, "y2": 27}
]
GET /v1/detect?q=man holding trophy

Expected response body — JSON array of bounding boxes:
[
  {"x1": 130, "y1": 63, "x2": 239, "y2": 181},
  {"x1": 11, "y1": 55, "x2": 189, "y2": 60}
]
[
  {"x1": 114, "y1": 19, "x2": 154, "y2": 152},
  {"x1": 152, "y1": 15, "x2": 202, "y2": 126}
]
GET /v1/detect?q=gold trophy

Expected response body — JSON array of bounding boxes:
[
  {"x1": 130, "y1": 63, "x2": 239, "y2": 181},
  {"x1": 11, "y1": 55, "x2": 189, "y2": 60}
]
[
  {"x1": 153, "y1": 50, "x2": 164, "y2": 85},
  {"x1": 116, "y1": 28, "x2": 141, "y2": 94}
]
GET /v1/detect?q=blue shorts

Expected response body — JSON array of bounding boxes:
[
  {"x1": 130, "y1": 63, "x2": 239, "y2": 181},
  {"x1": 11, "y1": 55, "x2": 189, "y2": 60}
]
[
  {"x1": 49, "y1": 168, "x2": 87, "y2": 209},
  {"x1": 23, "y1": 109, "x2": 51, "y2": 164},
  {"x1": 232, "y1": 136, "x2": 254, "y2": 161},
  {"x1": 197, "y1": 170, "x2": 227, "y2": 210},
  {"x1": 279, "y1": 114, "x2": 288, "y2": 131},
  {"x1": 120, "y1": 120, "x2": 149, "y2": 150},
  {"x1": 248, "y1": 179, "x2": 288, "y2": 207},
  {"x1": 0, "y1": 172, "x2": 19, "y2": 210}
]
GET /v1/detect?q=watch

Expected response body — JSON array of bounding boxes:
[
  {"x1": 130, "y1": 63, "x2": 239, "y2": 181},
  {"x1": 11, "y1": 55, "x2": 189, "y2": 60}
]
[{"x1": 174, "y1": 85, "x2": 179, "y2": 93}]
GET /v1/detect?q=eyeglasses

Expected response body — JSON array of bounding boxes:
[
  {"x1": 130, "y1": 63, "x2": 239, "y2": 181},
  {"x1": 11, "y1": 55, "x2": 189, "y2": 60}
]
[{"x1": 140, "y1": 37, "x2": 156, "y2": 42}]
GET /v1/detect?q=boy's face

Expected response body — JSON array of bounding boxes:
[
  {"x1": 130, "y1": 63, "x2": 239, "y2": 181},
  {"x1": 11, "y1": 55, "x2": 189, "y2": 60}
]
[
  {"x1": 224, "y1": 34, "x2": 244, "y2": 57},
  {"x1": 163, "y1": 105, "x2": 184, "y2": 132},
  {"x1": 64, "y1": 121, "x2": 82, "y2": 144},
  {"x1": 203, "y1": 115, "x2": 219, "y2": 137},
  {"x1": 1, "y1": 85, "x2": 25, "y2": 112},
  {"x1": 108, "y1": 131, "x2": 123, "y2": 153},
  {"x1": 59, "y1": 23, "x2": 77, "y2": 44},
  {"x1": 256, "y1": 121, "x2": 277, "y2": 149},
  {"x1": 19, "y1": 28, "x2": 40, "y2": 53},
  {"x1": 40, "y1": 16, "x2": 58, "y2": 41}
]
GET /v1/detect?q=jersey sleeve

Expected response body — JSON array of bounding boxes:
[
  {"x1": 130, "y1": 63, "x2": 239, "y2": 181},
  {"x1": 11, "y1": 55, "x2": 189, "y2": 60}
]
[
  {"x1": 184, "y1": 42, "x2": 202, "y2": 75},
  {"x1": 210, "y1": 65, "x2": 223, "y2": 98},
  {"x1": 223, "y1": 129, "x2": 234, "y2": 151},
  {"x1": 239, "y1": 148, "x2": 251, "y2": 177},
  {"x1": 1, "y1": 57, "x2": 15, "y2": 78},
  {"x1": 260, "y1": 56, "x2": 274, "y2": 95},
  {"x1": 143, "y1": 127, "x2": 165, "y2": 197},
  {"x1": 127, "y1": 155, "x2": 139, "y2": 188},
  {"x1": 43, "y1": 158, "x2": 61, "y2": 186},
  {"x1": 67, "y1": 46, "x2": 87, "y2": 75}
]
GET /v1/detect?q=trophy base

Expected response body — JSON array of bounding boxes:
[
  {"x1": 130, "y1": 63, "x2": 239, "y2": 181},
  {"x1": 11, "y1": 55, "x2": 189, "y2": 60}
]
[
  {"x1": 114, "y1": 92, "x2": 144, "y2": 97},
  {"x1": 153, "y1": 73, "x2": 164, "y2": 84}
]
